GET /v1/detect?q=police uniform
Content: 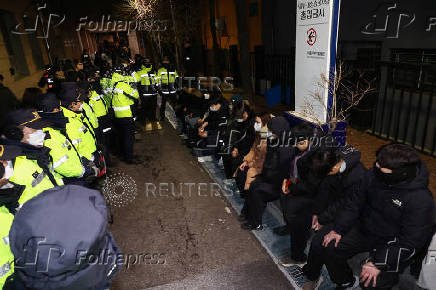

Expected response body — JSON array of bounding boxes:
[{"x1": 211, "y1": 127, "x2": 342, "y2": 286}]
[
  {"x1": 43, "y1": 127, "x2": 84, "y2": 179},
  {"x1": 0, "y1": 206, "x2": 14, "y2": 288},
  {"x1": 156, "y1": 62, "x2": 178, "y2": 120},
  {"x1": 111, "y1": 72, "x2": 140, "y2": 163},
  {"x1": 135, "y1": 63, "x2": 159, "y2": 130}
]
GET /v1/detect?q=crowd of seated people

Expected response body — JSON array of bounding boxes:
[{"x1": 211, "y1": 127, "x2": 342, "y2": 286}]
[{"x1": 172, "y1": 92, "x2": 436, "y2": 290}]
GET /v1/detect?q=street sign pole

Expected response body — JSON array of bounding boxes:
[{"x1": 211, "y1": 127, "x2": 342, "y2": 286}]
[{"x1": 294, "y1": 0, "x2": 341, "y2": 123}]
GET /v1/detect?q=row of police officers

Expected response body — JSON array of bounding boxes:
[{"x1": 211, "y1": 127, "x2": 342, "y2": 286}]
[{"x1": 0, "y1": 55, "x2": 179, "y2": 287}]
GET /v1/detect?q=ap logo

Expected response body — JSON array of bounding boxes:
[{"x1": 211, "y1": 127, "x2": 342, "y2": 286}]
[{"x1": 361, "y1": 2, "x2": 415, "y2": 39}]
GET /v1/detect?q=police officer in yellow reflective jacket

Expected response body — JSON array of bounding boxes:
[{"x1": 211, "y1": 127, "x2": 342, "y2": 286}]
[
  {"x1": 36, "y1": 93, "x2": 99, "y2": 184},
  {"x1": 156, "y1": 56, "x2": 179, "y2": 121},
  {"x1": 0, "y1": 112, "x2": 63, "y2": 207},
  {"x1": 135, "y1": 57, "x2": 160, "y2": 131},
  {"x1": 111, "y1": 69, "x2": 140, "y2": 164},
  {"x1": 0, "y1": 144, "x2": 23, "y2": 288},
  {"x1": 59, "y1": 82, "x2": 98, "y2": 162},
  {"x1": 100, "y1": 71, "x2": 113, "y2": 106},
  {"x1": 0, "y1": 206, "x2": 14, "y2": 288},
  {"x1": 77, "y1": 82, "x2": 100, "y2": 136}
]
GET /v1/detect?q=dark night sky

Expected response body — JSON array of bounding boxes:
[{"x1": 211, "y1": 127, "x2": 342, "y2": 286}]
[{"x1": 47, "y1": 0, "x2": 117, "y2": 19}]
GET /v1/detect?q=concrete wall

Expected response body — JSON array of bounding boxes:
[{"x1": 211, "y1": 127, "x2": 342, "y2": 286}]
[{"x1": 0, "y1": 0, "x2": 49, "y2": 100}]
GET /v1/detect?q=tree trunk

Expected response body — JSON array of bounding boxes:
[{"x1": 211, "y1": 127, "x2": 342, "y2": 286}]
[
  {"x1": 169, "y1": 0, "x2": 182, "y2": 71},
  {"x1": 234, "y1": 0, "x2": 252, "y2": 102},
  {"x1": 209, "y1": 0, "x2": 221, "y2": 76}
]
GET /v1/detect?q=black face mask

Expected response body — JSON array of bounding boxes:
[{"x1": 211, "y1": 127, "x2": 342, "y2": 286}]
[
  {"x1": 374, "y1": 164, "x2": 416, "y2": 186},
  {"x1": 0, "y1": 184, "x2": 24, "y2": 214}
]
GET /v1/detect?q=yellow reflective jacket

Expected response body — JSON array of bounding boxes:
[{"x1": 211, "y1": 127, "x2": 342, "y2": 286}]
[
  {"x1": 62, "y1": 108, "x2": 97, "y2": 161},
  {"x1": 10, "y1": 156, "x2": 63, "y2": 206},
  {"x1": 89, "y1": 91, "x2": 108, "y2": 118},
  {"x1": 0, "y1": 206, "x2": 14, "y2": 288},
  {"x1": 111, "y1": 76, "x2": 139, "y2": 118},
  {"x1": 43, "y1": 127, "x2": 84, "y2": 178}
]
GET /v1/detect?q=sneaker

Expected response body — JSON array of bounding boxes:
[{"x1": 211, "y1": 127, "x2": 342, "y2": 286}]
[
  {"x1": 241, "y1": 222, "x2": 263, "y2": 231},
  {"x1": 279, "y1": 256, "x2": 307, "y2": 267},
  {"x1": 273, "y1": 225, "x2": 289, "y2": 236},
  {"x1": 335, "y1": 276, "x2": 359, "y2": 290}
]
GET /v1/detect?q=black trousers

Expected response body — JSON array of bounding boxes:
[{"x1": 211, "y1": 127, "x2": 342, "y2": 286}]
[
  {"x1": 222, "y1": 154, "x2": 243, "y2": 179},
  {"x1": 159, "y1": 93, "x2": 167, "y2": 120},
  {"x1": 246, "y1": 176, "x2": 281, "y2": 226},
  {"x1": 113, "y1": 117, "x2": 135, "y2": 161},
  {"x1": 142, "y1": 94, "x2": 157, "y2": 123},
  {"x1": 303, "y1": 225, "x2": 402, "y2": 289},
  {"x1": 235, "y1": 167, "x2": 248, "y2": 193},
  {"x1": 282, "y1": 195, "x2": 314, "y2": 261}
]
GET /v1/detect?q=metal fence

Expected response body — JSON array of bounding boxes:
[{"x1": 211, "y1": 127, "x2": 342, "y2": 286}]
[
  {"x1": 369, "y1": 62, "x2": 436, "y2": 156},
  {"x1": 251, "y1": 52, "x2": 295, "y2": 107}
]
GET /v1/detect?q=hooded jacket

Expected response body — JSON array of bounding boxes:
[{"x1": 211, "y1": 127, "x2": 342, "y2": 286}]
[
  {"x1": 334, "y1": 162, "x2": 435, "y2": 272},
  {"x1": 204, "y1": 100, "x2": 229, "y2": 132},
  {"x1": 261, "y1": 117, "x2": 292, "y2": 185}
]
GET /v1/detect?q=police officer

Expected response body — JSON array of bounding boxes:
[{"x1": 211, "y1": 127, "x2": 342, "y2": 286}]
[
  {"x1": 111, "y1": 69, "x2": 140, "y2": 164},
  {"x1": 0, "y1": 111, "x2": 63, "y2": 206},
  {"x1": 88, "y1": 79, "x2": 113, "y2": 166},
  {"x1": 36, "y1": 93, "x2": 99, "y2": 184},
  {"x1": 0, "y1": 145, "x2": 23, "y2": 288},
  {"x1": 156, "y1": 56, "x2": 179, "y2": 121},
  {"x1": 59, "y1": 82, "x2": 98, "y2": 162},
  {"x1": 135, "y1": 57, "x2": 160, "y2": 131}
]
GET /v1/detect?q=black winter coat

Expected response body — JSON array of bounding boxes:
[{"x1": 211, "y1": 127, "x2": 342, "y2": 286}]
[
  {"x1": 261, "y1": 117, "x2": 292, "y2": 185},
  {"x1": 333, "y1": 162, "x2": 435, "y2": 272},
  {"x1": 314, "y1": 145, "x2": 366, "y2": 225},
  {"x1": 204, "y1": 104, "x2": 229, "y2": 132}
]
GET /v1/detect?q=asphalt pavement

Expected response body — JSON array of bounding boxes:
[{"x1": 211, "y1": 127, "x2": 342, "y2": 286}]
[{"x1": 108, "y1": 122, "x2": 292, "y2": 290}]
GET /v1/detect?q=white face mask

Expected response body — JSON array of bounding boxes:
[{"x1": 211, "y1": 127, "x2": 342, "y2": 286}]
[
  {"x1": 339, "y1": 161, "x2": 346, "y2": 173},
  {"x1": 2, "y1": 161, "x2": 14, "y2": 180},
  {"x1": 210, "y1": 106, "x2": 218, "y2": 112},
  {"x1": 236, "y1": 118, "x2": 244, "y2": 123},
  {"x1": 27, "y1": 130, "x2": 46, "y2": 147},
  {"x1": 78, "y1": 103, "x2": 84, "y2": 112},
  {"x1": 254, "y1": 122, "x2": 262, "y2": 132},
  {"x1": 204, "y1": 93, "x2": 210, "y2": 100}
]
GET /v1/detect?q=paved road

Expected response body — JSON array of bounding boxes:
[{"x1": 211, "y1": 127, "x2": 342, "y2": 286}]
[{"x1": 108, "y1": 123, "x2": 291, "y2": 290}]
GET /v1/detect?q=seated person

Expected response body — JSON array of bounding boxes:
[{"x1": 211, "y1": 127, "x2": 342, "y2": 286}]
[
  {"x1": 280, "y1": 148, "x2": 341, "y2": 266},
  {"x1": 240, "y1": 116, "x2": 292, "y2": 231},
  {"x1": 302, "y1": 144, "x2": 435, "y2": 290},
  {"x1": 184, "y1": 90, "x2": 210, "y2": 139},
  {"x1": 221, "y1": 102, "x2": 255, "y2": 179},
  {"x1": 195, "y1": 96, "x2": 229, "y2": 149},
  {"x1": 234, "y1": 112, "x2": 271, "y2": 197}
]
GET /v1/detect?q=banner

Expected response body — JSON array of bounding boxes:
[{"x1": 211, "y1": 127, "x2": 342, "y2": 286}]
[{"x1": 294, "y1": 0, "x2": 341, "y2": 123}]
